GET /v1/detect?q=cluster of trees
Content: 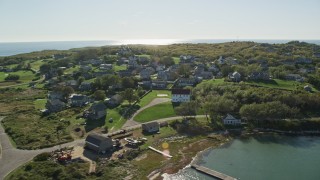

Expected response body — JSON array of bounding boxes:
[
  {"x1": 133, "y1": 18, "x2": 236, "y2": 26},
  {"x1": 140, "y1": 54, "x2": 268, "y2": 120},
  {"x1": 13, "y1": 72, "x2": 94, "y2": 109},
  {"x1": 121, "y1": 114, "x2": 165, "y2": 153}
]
[
  {"x1": 93, "y1": 75, "x2": 137, "y2": 91},
  {"x1": 5, "y1": 74, "x2": 20, "y2": 81},
  {"x1": 191, "y1": 82, "x2": 320, "y2": 125}
]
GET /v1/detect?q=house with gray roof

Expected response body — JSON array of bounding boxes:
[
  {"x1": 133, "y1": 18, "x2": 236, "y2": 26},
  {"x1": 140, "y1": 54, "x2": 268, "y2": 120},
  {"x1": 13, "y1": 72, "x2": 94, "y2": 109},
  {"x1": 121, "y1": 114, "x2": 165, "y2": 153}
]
[
  {"x1": 85, "y1": 133, "x2": 113, "y2": 153},
  {"x1": 86, "y1": 102, "x2": 107, "y2": 120},
  {"x1": 142, "y1": 122, "x2": 160, "y2": 133}
]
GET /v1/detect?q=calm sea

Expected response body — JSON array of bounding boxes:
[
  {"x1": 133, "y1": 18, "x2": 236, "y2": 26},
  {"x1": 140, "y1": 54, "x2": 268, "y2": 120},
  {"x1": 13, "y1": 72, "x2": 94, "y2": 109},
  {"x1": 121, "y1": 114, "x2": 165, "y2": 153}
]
[
  {"x1": 164, "y1": 135, "x2": 320, "y2": 180},
  {"x1": 0, "y1": 39, "x2": 320, "y2": 57}
]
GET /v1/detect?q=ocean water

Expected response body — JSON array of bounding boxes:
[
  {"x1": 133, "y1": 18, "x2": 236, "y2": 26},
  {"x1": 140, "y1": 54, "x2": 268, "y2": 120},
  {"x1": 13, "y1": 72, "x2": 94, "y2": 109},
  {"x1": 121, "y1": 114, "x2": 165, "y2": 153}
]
[
  {"x1": 165, "y1": 135, "x2": 320, "y2": 180},
  {"x1": 0, "y1": 39, "x2": 320, "y2": 57}
]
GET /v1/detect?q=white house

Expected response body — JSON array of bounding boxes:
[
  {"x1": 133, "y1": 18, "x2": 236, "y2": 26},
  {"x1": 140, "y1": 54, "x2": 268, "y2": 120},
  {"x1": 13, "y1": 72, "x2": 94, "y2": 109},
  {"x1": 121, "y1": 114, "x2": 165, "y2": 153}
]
[
  {"x1": 223, "y1": 114, "x2": 241, "y2": 125},
  {"x1": 171, "y1": 89, "x2": 191, "y2": 103}
]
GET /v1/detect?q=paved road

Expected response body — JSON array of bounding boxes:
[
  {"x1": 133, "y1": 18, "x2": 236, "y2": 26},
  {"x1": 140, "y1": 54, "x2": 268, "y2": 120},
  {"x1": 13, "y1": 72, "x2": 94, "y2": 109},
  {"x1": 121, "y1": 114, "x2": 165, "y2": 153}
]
[
  {"x1": 122, "y1": 98, "x2": 171, "y2": 128},
  {"x1": 0, "y1": 113, "x2": 206, "y2": 179},
  {"x1": 0, "y1": 116, "x2": 84, "y2": 180}
]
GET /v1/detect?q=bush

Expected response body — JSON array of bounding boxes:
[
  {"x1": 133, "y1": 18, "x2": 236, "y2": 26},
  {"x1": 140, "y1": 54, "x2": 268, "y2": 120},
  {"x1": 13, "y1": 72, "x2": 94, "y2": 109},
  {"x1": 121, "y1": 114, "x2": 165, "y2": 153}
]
[
  {"x1": 34, "y1": 152, "x2": 51, "y2": 161},
  {"x1": 5, "y1": 74, "x2": 20, "y2": 81}
]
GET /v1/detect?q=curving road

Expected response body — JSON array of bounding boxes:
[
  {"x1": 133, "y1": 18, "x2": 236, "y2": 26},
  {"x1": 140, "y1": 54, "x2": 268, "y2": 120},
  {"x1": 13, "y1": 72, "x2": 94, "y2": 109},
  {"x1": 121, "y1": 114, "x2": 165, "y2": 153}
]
[{"x1": 0, "y1": 113, "x2": 206, "y2": 180}]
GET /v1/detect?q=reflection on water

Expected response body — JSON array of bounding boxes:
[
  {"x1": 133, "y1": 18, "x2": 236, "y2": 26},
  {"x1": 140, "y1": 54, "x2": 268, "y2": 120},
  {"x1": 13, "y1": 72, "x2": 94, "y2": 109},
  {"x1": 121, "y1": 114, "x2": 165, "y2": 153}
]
[{"x1": 165, "y1": 135, "x2": 320, "y2": 180}]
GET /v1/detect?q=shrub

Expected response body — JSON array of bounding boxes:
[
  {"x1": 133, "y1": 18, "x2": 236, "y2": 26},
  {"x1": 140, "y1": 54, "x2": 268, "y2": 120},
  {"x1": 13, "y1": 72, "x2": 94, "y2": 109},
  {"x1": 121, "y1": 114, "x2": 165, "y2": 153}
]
[
  {"x1": 5, "y1": 74, "x2": 20, "y2": 81},
  {"x1": 34, "y1": 152, "x2": 51, "y2": 161}
]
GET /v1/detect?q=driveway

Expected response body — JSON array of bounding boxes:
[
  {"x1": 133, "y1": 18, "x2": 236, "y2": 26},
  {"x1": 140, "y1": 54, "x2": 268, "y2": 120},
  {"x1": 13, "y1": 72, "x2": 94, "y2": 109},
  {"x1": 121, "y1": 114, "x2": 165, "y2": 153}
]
[{"x1": 122, "y1": 98, "x2": 171, "y2": 128}]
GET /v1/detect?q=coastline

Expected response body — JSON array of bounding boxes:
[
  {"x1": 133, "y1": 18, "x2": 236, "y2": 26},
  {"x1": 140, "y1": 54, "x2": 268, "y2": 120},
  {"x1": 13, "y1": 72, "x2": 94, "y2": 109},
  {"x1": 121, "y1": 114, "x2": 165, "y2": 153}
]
[{"x1": 149, "y1": 135, "x2": 232, "y2": 180}]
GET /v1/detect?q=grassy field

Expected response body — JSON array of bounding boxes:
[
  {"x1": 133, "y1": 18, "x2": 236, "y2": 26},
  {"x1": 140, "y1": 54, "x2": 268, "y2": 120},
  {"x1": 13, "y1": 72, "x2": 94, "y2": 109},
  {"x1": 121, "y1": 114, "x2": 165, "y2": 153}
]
[
  {"x1": 197, "y1": 78, "x2": 225, "y2": 86},
  {"x1": 245, "y1": 79, "x2": 311, "y2": 91},
  {"x1": 113, "y1": 63, "x2": 127, "y2": 71},
  {"x1": 5, "y1": 160, "x2": 90, "y2": 180},
  {"x1": 139, "y1": 90, "x2": 172, "y2": 107},
  {"x1": 64, "y1": 65, "x2": 80, "y2": 74},
  {"x1": 134, "y1": 102, "x2": 176, "y2": 123},
  {"x1": 0, "y1": 70, "x2": 36, "y2": 83},
  {"x1": 30, "y1": 60, "x2": 46, "y2": 71},
  {"x1": 34, "y1": 99, "x2": 47, "y2": 110},
  {"x1": 105, "y1": 108, "x2": 125, "y2": 131},
  {"x1": 173, "y1": 57, "x2": 180, "y2": 64}
]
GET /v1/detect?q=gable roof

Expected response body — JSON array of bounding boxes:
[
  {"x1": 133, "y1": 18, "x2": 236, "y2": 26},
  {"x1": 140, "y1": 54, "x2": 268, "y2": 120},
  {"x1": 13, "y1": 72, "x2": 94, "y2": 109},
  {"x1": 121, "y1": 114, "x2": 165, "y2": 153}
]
[
  {"x1": 172, "y1": 89, "x2": 191, "y2": 95},
  {"x1": 223, "y1": 114, "x2": 238, "y2": 121},
  {"x1": 90, "y1": 102, "x2": 107, "y2": 111},
  {"x1": 142, "y1": 122, "x2": 159, "y2": 129},
  {"x1": 85, "y1": 133, "x2": 110, "y2": 146}
]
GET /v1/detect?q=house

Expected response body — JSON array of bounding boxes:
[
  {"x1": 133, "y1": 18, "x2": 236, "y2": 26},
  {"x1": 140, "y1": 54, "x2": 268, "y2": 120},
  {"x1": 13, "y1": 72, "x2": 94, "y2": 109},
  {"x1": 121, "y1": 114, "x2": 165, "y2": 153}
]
[
  {"x1": 208, "y1": 64, "x2": 220, "y2": 73},
  {"x1": 223, "y1": 114, "x2": 241, "y2": 125},
  {"x1": 66, "y1": 80, "x2": 78, "y2": 89},
  {"x1": 180, "y1": 55, "x2": 195, "y2": 64},
  {"x1": 48, "y1": 91, "x2": 64, "y2": 100},
  {"x1": 314, "y1": 53, "x2": 320, "y2": 58},
  {"x1": 85, "y1": 133, "x2": 113, "y2": 153},
  {"x1": 199, "y1": 71, "x2": 213, "y2": 80},
  {"x1": 52, "y1": 54, "x2": 65, "y2": 59},
  {"x1": 285, "y1": 74, "x2": 304, "y2": 82},
  {"x1": 107, "y1": 94, "x2": 123, "y2": 107},
  {"x1": 248, "y1": 72, "x2": 270, "y2": 80},
  {"x1": 171, "y1": 89, "x2": 191, "y2": 103},
  {"x1": 178, "y1": 78, "x2": 197, "y2": 87},
  {"x1": 118, "y1": 70, "x2": 133, "y2": 77},
  {"x1": 117, "y1": 57, "x2": 128, "y2": 65},
  {"x1": 99, "y1": 64, "x2": 113, "y2": 71},
  {"x1": 229, "y1": 71, "x2": 241, "y2": 82},
  {"x1": 90, "y1": 59, "x2": 103, "y2": 66},
  {"x1": 140, "y1": 67, "x2": 155, "y2": 80},
  {"x1": 225, "y1": 57, "x2": 239, "y2": 65},
  {"x1": 86, "y1": 102, "x2": 107, "y2": 120},
  {"x1": 217, "y1": 56, "x2": 225, "y2": 65},
  {"x1": 155, "y1": 64, "x2": 166, "y2": 72},
  {"x1": 46, "y1": 99, "x2": 66, "y2": 112},
  {"x1": 142, "y1": 122, "x2": 160, "y2": 133},
  {"x1": 138, "y1": 81, "x2": 152, "y2": 89},
  {"x1": 80, "y1": 65, "x2": 92, "y2": 71},
  {"x1": 152, "y1": 80, "x2": 167, "y2": 89},
  {"x1": 69, "y1": 94, "x2": 89, "y2": 107},
  {"x1": 304, "y1": 85, "x2": 312, "y2": 92},
  {"x1": 79, "y1": 82, "x2": 92, "y2": 91}
]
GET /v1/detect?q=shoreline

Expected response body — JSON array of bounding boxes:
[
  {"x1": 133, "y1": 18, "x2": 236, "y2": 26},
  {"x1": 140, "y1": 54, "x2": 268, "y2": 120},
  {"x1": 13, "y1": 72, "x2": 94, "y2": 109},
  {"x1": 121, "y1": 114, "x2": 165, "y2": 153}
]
[{"x1": 147, "y1": 135, "x2": 232, "y2": 180}]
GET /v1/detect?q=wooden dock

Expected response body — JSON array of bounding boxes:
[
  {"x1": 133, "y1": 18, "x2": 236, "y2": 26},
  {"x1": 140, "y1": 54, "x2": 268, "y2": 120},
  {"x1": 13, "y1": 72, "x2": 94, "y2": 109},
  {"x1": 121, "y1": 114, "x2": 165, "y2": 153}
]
[
  {"x1": 148, "y1": 146, "x2": 172, "y2": 158},
  {"x1": 191, "y1": 164, "x2": 237, "y2": 180}
]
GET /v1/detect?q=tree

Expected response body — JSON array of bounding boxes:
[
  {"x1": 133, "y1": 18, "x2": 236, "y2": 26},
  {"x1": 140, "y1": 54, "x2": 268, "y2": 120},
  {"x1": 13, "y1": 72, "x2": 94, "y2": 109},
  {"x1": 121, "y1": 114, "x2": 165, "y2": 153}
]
[
  {"x1": 77, "y1": 76, "x2": 85, "y2": 85},
  {"x1": 178, "y1": 64, "x2": 192, "y2": 78},
  {"x1": 159, "y1": 56, "x2": 175, "y2": 66},
  {"x1": 121, "y1": 77, "x2": 135, "y2": 89},
  {"x1": 39, "y1": 63, "x2": 52, "y2": 74},
  {"x1": 121, "y1": 88, "x2": 139, "y2": 105},
  {"x1": 175, "y1": 102, "x2": 197, "y2": 117},
  {"x1": 57, "y1": 69, "x2": 64, "y2": 76},
  {"x1": 94, "y1": 90, "x2": 106, "y2": 101}
]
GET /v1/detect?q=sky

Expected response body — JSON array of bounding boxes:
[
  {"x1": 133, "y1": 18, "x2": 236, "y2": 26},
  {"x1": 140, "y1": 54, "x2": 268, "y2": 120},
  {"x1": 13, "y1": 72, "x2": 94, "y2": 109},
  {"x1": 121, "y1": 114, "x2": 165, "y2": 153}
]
[{"x1": 0, "y1": 0, "x2": 319, "y2": 42}]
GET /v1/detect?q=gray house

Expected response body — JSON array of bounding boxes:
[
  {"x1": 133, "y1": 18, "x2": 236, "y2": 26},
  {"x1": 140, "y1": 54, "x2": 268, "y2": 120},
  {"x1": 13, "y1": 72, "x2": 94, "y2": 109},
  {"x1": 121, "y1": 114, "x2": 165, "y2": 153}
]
[
  {"x1": 46, "y1": 99, "x2": 66, "y2": 112},
  {"x1": 142, "y1": 122, "x2": 160, "y2": 133},
  {"x1": 85, "y1": 133, "x2": 113, "y2": 153},
  {"x1": 86, "y1": 102, "x2": 107, "y2": 120},
  {"x1": 69, "y1": 94, "x2": 89, "y2": 107},
  {"x1": 229, "y1": 71, "x2": 241, "y2": 82}
]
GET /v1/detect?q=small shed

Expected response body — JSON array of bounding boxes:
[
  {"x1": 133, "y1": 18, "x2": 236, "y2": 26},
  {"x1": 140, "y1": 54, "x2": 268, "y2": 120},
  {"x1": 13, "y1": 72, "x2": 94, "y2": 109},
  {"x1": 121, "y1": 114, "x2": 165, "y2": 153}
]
[
  {"x1": 223, "y1": 114, "x2": 241, "y2": 126},
  {"x1": 85, "y1": 133, "x2": 113, "y2": 153},
  {"x1": 142, "y1": 122, "x2": 160, "y2": 133}
]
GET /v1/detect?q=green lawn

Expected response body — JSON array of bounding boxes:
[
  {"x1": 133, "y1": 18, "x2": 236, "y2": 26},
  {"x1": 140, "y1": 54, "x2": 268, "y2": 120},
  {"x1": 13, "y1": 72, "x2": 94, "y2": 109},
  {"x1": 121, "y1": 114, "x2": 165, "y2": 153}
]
[
  {"x1": 113, "y1": 63, "x2": 127, "y2": 71},
  {"x1": 136, "y1": 54, "x2": 151, "y2": 58},
  {"x1": 64, "y1": 65, "x2": 80, "y2": 74},
  {"x1": 134, "y1": 102, "x2": 176, "y2": 122},
  {"x1": 0, "y1": 72, "x2": 8, "y2": 81},
  {"x1": 30, "y1": 60, "x2": 45, "y2": 71},
  {"x1": 173, "y1": 57, "x2": 180, "y2": 64},
  {"x1": 34, "y1": 99, "x2": 47, "y2": 110},
  {"x1": 197, "y1": 78, "x2": 225, "y2": 86},
  {"x1": 139, "y1": 90, "x2": 172, "y2": 107},
  {"x1": 105, "y1": 108, "x2": 125, "y2": 131}
]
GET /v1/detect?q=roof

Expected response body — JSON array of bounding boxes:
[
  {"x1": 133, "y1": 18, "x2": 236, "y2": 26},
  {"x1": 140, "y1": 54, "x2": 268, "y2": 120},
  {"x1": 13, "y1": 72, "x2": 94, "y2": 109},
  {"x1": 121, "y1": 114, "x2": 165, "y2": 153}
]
[
  {"x1": 172, "y1": 89, "x2": 191, "y2": 95},
  {"x1": 223, "y1": 114, "x2": 238, "y2": 121},
  {"x1": 85, "y1": 133, "x2": 110, "y2": 146},
  {"x1": 90, "y1": 102, "x2": 107, "y2": 111},
  {"x1": 71, "y1": 94, "x2": 87, "y2": 100},
  {"x1": 142, "y1": 122, "x2": 159, "y2": 129}
]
